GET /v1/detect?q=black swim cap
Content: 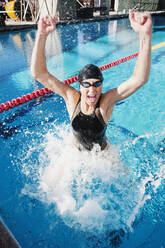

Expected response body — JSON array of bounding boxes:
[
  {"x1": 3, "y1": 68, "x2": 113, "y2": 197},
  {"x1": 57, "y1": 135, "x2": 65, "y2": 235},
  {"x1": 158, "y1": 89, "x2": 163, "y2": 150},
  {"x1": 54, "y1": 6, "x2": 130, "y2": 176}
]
[{"x1": 78, "y1": 64, "x2": 103, "y2": 82}]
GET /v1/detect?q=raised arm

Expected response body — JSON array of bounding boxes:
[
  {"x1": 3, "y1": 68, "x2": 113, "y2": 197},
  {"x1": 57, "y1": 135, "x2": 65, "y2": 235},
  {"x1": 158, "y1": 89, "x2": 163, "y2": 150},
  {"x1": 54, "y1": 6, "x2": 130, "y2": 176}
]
[
  {"x1": 109, "y1": 10, "x2": 152, "y2": 103},
  {"x1": 31, "y1": 16, "x2": 76, "y2": 102}
]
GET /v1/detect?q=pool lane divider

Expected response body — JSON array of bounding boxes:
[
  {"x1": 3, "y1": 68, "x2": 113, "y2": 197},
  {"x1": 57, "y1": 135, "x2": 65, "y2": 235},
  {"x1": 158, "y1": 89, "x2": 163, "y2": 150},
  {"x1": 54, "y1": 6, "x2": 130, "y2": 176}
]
[
  {"x1": 0, "y1": 53, "x2": 139, "y2": 113},
  {"x1": 0, "y1": 40, "x2": 165, "y2": 113},
  {"x1": 151, "y1": 41, "x2": 165, "y2": 51}
]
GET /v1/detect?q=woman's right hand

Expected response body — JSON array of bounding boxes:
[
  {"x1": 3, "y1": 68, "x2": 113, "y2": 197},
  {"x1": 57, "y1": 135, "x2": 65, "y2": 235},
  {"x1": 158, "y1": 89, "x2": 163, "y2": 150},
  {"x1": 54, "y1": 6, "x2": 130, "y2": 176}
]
[{"x1": 38, "y1": 16, "x2": 58, "y2": 36}]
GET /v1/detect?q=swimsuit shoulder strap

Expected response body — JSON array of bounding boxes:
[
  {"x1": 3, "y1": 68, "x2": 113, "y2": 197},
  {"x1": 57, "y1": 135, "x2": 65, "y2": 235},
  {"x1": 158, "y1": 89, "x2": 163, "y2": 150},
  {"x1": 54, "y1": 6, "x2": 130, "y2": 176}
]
[
  {"x1": 71, "y1": 95, "x2": 81, "y2": 122},
  {"x1": 95, "y1": 94, "x2": 106, "y2": 125},
  {"x1": 95, "y1": 108, "x2": 106, "y2": 125}
]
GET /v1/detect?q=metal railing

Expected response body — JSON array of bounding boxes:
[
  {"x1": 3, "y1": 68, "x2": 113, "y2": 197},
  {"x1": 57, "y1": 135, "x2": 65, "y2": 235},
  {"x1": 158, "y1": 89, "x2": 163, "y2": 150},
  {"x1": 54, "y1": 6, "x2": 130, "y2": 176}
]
[{"x1": 132, "y1": 1, "x2": 158, "y2": 11}]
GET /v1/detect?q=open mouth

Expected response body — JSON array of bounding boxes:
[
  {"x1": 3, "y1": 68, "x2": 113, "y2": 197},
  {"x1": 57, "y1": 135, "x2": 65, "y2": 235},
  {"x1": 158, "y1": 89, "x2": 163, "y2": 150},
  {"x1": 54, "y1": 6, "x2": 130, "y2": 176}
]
[{"x1": 87, "y1": 95, "x2": 97, "y2": 103}]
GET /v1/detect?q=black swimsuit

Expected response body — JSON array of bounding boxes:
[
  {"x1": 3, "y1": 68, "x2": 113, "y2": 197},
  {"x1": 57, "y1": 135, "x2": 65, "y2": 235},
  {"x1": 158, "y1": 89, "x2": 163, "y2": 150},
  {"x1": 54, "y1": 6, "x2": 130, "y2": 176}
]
[{"x1": 71, "y1": 96, "x2": 107, "y2": 151}]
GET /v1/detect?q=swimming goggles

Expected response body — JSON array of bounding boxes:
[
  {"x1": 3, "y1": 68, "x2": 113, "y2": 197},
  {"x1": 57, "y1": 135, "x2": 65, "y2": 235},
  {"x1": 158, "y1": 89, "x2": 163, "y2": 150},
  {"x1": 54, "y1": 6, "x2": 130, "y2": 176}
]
[{"x1": 80, "y1": 80, "x2": 103, "y2": 88}]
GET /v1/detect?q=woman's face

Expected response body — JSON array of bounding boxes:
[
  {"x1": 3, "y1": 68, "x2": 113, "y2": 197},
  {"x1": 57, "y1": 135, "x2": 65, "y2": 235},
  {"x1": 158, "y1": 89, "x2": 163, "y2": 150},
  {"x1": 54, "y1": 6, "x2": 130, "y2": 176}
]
[{"x1": 79, "y1": 78, "x2": 103, "y2": 107}]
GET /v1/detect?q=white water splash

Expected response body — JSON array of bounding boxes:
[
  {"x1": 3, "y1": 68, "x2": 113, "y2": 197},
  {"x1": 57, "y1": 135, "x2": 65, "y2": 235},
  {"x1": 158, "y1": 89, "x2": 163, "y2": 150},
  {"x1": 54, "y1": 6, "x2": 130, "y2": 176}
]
[{"x1": 21, "y1": 125, "x2": 162, "y2": 234}]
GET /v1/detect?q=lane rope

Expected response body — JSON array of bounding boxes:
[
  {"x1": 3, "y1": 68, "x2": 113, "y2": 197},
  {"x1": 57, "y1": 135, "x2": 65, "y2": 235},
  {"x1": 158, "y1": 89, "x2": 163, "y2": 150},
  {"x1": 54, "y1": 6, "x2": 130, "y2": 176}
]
[
  {"x1": 151, "y1": 41, "x2": 165, "y2": 51},
  {"x1": 0, "y1": 40, "x2": 165, "y2": 113},
  {"x1": 0, "y1": 53, "x2": 138, "y2": 113}
]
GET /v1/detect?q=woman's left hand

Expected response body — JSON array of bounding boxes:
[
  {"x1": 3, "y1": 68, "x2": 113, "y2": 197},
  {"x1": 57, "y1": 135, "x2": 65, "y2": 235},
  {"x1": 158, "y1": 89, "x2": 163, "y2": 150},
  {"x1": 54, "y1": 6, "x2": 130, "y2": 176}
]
[{"x1": 129, "y1": 10, "x2": 152, "y2": 36}]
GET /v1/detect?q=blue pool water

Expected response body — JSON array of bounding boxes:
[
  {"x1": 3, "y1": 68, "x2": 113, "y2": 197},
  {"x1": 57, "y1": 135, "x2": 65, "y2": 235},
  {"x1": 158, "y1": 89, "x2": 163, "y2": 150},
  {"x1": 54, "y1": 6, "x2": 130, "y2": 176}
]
[{"x1": 0, "y1": 16, "x2": 165, "y2": 248}]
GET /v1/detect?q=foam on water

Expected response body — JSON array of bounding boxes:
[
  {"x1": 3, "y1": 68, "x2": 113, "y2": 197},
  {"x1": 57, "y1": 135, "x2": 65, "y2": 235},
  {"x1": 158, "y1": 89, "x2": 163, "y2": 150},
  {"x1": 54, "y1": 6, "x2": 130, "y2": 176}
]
[{"x1": 19, "y1": 124, "x2": 165, "y2": 236}]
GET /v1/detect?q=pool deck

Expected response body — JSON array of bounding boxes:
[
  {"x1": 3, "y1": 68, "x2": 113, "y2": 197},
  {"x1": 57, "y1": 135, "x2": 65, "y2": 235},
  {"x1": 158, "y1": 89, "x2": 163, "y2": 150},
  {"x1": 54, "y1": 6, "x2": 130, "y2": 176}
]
[{"x1": 0, "y1": 10, "x2": 165, "y2": 32}]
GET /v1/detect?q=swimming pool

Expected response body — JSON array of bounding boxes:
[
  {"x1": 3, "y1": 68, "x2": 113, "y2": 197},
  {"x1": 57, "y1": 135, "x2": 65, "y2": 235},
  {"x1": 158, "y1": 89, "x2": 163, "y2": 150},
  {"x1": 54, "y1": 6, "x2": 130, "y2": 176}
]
[{"x1": 0, "y1": 15, "x2": 165, "y2": 248}]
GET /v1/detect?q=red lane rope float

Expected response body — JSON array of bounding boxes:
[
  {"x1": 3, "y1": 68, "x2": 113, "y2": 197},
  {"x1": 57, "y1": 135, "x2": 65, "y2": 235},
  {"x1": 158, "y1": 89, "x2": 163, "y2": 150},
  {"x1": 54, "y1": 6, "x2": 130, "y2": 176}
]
[
  {"x1": 0, "y1": 87, "x2": 52, "y2": 113},
  {"x1": 0, "y1": 52, "x2": 138, "y2": 113}
]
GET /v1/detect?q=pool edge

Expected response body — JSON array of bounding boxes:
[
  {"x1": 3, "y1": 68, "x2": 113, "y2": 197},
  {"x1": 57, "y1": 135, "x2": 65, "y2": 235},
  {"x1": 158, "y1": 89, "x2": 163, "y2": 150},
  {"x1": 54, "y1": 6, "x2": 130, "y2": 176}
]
[
  {"x1": 0, "y1": 218, "x2": 22, "y2": 248},
  {"x1": 0, "y1": 11, "x2": 165, "y2": 32}
]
